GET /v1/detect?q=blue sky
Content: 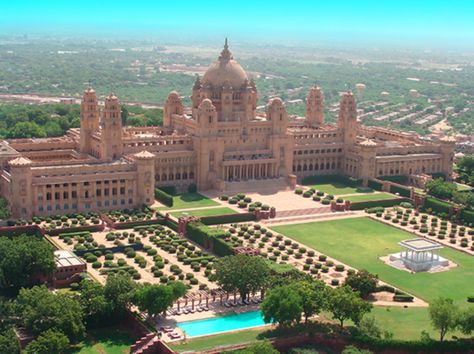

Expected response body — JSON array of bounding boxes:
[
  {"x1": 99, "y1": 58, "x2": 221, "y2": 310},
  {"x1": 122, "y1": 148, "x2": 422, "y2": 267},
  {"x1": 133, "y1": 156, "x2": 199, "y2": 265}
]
[{"x1": 1, "y1": 0, "x2": 474, "y2": 48}]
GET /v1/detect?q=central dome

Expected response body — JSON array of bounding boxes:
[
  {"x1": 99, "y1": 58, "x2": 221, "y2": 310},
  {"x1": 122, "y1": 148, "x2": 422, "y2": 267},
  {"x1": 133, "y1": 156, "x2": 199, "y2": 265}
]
[{"x1": 201, "y1": 39, "x2": 249, "y2": 88}]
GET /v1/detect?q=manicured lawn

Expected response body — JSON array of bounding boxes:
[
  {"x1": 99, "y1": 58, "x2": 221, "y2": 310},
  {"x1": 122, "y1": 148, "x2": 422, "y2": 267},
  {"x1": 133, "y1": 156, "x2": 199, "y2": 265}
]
[
  {"x1": 169, "y1": 327, "x2": 264, "y2": 353},
  {"x1": 456, "y1": 182, "x2": 473, "y2": 192},
  {"x1": 157, "y1": 192, "x2": 219, "y2": 210},
  {"x1": 67, "y1": 327, "x2": 134, "y2": 354},
  {"x1": 307, "y1": 182, "x2": 372, "y2": 196},
  {"x1": 272, "y1": 217, "x2": 474, "y2": 306},
  {"x1": 343, "y1": 192, "x2": 399, "y2": 202},
  {"x1": 170, "y1": 207, "x2": 237, "y2": 218}
]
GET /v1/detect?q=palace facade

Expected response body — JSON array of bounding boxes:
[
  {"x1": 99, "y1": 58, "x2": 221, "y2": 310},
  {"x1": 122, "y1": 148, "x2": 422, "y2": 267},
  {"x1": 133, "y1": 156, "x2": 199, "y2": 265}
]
[{"x1": 0, "y1": 40, "x2": 454, "y2": 218}]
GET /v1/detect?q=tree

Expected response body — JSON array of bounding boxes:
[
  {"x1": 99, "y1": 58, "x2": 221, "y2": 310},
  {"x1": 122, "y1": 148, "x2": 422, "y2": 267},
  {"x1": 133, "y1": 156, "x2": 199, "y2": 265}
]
[
  {"x1": 104, "y1": 273, "x2": 136, "y2": 314},
  {"x1": 428, "y1": 297, "x2": 459, "y2": 342},
  {"x1": 344, "y1": 270, "x2": 378, "y2": 299},
  {"x1": 121, "y1": 104, "x2": 129, "y2": 125},
  {"x1": 24, "y1": 329, "x2": 69, "y2": 354},
  {"x1": 290, "y1": 280, "x2": 327, "y2": 323},
  {"x1": 327, "y1": 286, "x2": 372, "y2": 329},
  {"x1": 215, "y1": 255, "x2": 270, "y2": 301},
  {"x1": 6, "y1": 121, "x2": 46, "y2": 139},
  {"x1": 0, "y1": 198, "x2": 11, "y2": 220},
  {"x1": 458, "y1": 306, "x2": 474, "y2": 335},
  {"x1": 0, "y1": 329, "x2": 20, "y2": 354},
  {"x1": 131, "y1": 282, "x2": 186, "y2": 320},
  {"x1": 261, "y1": 285, "x2": 303, "y2": 327},
  {"x1": 425, "y1": 179, "x2": 457, "y2": 200},
  {"x1": 16, "y1": 285, "x2": 85, "y2": 341},
  {"x1": 457, "y1": 155, "x2": 474, "y2": 186},
  {"x1": 357, "y1": 316, "x2": 382, "y2": 338},
  {"x1": 0, "y1": 235, "x2": 55, "y2": 290},
  {"x1": 79, "y1": 279, "x2": 113, "y2": 326}
]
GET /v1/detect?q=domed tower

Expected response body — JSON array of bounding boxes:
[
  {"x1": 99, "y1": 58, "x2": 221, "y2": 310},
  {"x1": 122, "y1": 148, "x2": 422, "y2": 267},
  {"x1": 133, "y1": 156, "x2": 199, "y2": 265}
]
[
  {"x1": 194, "y1": 38, "x2": 257, "y2": 122},
  {"x1": 80, "y1": 87, "x2": 100, "y2": 154},
  {"x1": 163, "y1": 91, "x2": 184, "y2": 128},
  {"x1": 100, "y1": 93, "x2": 123, "y2": 161},
  {"x1": 338, "y1": 91, "x2": 358, "y2": 146},
  {"x1": 266, "y1": 97, "x2": 288, "y2": 134},
  {"x1": 305, "y1": 86, "x2": 324, "y2": 126}
]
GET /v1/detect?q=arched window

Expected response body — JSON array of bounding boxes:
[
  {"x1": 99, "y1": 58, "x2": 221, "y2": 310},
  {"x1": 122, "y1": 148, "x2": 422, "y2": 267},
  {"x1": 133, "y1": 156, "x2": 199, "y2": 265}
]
[{"x1": 162, "y1": 174, "x2": 167, "y2": 181}]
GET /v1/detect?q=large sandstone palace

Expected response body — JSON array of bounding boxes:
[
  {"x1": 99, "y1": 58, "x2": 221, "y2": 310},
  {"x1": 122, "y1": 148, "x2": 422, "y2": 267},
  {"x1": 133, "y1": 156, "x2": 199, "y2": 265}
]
[{"x1": 0, "y1": 40, "x2": 454, "y2": 218}]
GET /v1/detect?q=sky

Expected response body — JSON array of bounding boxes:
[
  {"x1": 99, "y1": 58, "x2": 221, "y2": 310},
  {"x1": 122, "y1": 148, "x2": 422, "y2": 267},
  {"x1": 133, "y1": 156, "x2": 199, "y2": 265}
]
[{"x1": 1, "y1": 0, "x2": 474, "y2": 49}]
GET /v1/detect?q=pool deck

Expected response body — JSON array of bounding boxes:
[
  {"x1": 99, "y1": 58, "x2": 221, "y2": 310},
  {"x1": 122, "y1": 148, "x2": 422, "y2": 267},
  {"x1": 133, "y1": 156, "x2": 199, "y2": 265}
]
[{"x1": 158, "y1": 303, "x2": 262, "y2": 342}]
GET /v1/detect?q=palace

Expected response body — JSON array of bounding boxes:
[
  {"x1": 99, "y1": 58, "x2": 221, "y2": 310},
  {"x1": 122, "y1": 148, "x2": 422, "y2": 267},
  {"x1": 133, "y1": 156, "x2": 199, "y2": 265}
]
[{"x1": 0, "y1": 40, "x2": 454, "y2": 218}]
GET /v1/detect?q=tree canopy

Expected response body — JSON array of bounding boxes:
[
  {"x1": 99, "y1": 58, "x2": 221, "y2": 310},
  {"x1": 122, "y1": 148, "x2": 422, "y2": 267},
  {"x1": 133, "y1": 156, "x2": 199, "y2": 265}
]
[
  {"x1": 24, "y1": 329, "x2": 69, "y2": 354},
  {"x1": 261, "y1": 285, "x2": 303, "y2": 326},
  {"x1": 0, "y1": 235, "x2": 55, "y2": 291},
  {"x1": 344, "y1": 270, "x2": 378, "y2": 299},
  {"x1": 16, "y1": 285, "x2": 85, "y2": 342},
  {"x1": 428, "y1": 297, "x2": 460, "y2": 341},
  {"x1": 327, "y1": 285, "x2": 372, "y2": 329},
  {"x1": 131, "y1": 281, "x2": 186, "y2": 320},
  {"x1": 215, "y1": 255, "x2": 270, "y2": 300}
]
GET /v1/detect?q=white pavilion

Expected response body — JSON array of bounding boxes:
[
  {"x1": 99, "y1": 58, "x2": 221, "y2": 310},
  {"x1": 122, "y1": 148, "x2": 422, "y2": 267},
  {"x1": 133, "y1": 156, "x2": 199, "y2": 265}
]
[{"x1": 389, "y1": 238, "x2": 449, "y2": 272}]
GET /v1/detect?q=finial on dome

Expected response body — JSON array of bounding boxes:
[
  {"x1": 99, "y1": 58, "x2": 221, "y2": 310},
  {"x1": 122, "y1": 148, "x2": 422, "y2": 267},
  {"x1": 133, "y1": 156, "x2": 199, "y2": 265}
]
[{"x1": 219, "y1": 37, "x2": 232, "y2": 61}]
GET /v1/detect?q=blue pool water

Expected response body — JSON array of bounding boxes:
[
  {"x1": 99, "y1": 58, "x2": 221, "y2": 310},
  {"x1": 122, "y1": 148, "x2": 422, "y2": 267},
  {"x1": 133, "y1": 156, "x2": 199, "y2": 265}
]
[{"x1": 178, "y1": 310, "x2": 267, "y2": 337}]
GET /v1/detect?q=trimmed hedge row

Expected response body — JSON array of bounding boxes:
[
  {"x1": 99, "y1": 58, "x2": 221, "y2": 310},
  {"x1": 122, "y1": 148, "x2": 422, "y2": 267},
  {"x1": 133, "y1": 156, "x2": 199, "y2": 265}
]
[
  {"x1": 114, "y1": 218, "x2": 165, "y2": 230},
  {"x1": 349, "y1": 198, "x2": 408, "y2": 211},
  {"x1": 154, "y1": 188, "x2": 173, "y2": 207},
  {"x1": 200, "y1": 212, "x2": 256, "y2": 225},
  {"x1": 461, "y1": 209, "x2": 474, "y2": 224},
  {"x1": 368, "y1": 179, "x2": 383, "y2": 191},
  {"x1": 48, "y1": 223, "x2": 104, "y2": 236},
  {"x1": 186, "y1": 222, "x2": 234, "y2": 257},
  {"x1": 389, "y1": 184, "x2": 411, "y2": 198},
  {"x1": 74, "y1": 242, "x2": 143, "y2": 257},
  {"x1": 423, "y1": 196, "x2": 452, "y2": 214},
  {"x1": 379, "y1": 175, "x2": 409, "y2": 184}
]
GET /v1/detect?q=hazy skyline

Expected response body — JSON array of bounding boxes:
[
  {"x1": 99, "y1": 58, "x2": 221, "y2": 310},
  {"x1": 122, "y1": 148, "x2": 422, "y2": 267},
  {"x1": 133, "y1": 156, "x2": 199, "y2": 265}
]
[{"x1": 1, "y1": 0, "x2": 474, "y2": 50}]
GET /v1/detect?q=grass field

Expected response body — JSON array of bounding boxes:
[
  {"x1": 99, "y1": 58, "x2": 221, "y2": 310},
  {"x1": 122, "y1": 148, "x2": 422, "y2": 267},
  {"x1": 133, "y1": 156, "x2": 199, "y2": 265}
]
[
  {"x1": 67, "y1": 327, "x2": 134, "y2": 354},
  {"x1": 169, "y1": 327, "x2": 264, "y2": 352},
  {"x1": 307, "y1": 182, "x2": 373, "y2": 196},
  {"x1": 271, "y1": 217, "x2": 474, "y2": 339},
  {"x1": 343, "y1": 192, "x2": 399, "y2": 202},
  {"x1": 157, "y1": 192, "x2": 219, "y2": 210},
  {"x1": 272, "y1": 217, "x2": 474, "y2": 306},
  {"x1": 170, "y1": 207, "x2": 237, "y2": 218}
]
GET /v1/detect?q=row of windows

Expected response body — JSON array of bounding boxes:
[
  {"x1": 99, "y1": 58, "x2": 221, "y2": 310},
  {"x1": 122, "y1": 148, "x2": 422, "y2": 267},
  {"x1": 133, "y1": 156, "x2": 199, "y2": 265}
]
[
  {"x1": 156, "y1": 172, "x2": 194, "y2": 182},
  {"x1": 294, "y1": 148, "x2": 342, "y2": 155},
  {"x1": 38, "y1": 198, "x2": 134, "y2": 212},
  {"x1": 41, "y1": 187, "x2": 130, "y2": 201},
  {"x1": 294, "y1": 133, "x2": 338, "y2": 139},
  {"x1": 294, "y1": 161, "x2": 340, "y2": 172},
  {"x1": 45, "y1": 179, "x2": 126, "y2": 188}
]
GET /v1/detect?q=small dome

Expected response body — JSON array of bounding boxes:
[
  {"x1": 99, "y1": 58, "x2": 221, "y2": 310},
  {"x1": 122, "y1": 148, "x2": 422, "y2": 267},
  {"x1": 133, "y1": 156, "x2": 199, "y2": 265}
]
[{"x1": 201, "y1": 39, "x2": 249, "y2": 88}]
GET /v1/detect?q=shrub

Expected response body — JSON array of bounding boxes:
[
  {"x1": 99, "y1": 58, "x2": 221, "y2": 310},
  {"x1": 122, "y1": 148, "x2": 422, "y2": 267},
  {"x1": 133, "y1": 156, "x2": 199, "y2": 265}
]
[
  {"x1": 335, "y1": 264, "x2": 345, "y2": 272},
  {"x1": 155, "y1": 188, "x2": 173, "y2": 207},
  {"x1": 295, "y1": 188, "x2": 303, "y2": 195},
  {"x1": 331, "y1": 279, "x2": 339, "y2": 286},
  {"x1": 318, "y1": 255, "x2": 327, "y2": 261},
  {"x1": 92, "y1": 261, "x2": 102, "y2": 269}
]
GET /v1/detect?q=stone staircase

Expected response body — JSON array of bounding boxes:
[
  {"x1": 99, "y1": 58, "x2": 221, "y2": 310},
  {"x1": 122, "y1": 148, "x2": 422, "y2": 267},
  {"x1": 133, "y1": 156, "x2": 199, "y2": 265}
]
[
  {"x1": 263, "y1": 210, "x2": 358, "y2": 225},
  {"x1": 223, "y1": 177, "x2": 290, "y2": 193},
  {"x1": 130, "y1": 333, "x2": 166, "y2": 354},
  {"x1": 275, "y1": 206, "x2": 332, "y2": 218}
]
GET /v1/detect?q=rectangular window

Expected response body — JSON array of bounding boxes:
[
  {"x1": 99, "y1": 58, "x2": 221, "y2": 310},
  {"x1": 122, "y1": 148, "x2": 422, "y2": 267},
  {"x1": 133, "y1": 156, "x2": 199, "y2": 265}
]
[
  {"x1": 112, "y1": 188, "x2": 117, "y2": 195},
  {"x1": 55, "y1": 192, "x2": 60, "y2": 200},
  {"x1": 96, "y1": 189, "x2": 101, "y2": 197},
  {"x1": 120, "y1": 187, "x2": 125, "y2": 195},
  {"x1": 63, "y1": 191, "x2": 68, "y2": 199},
  {"x1": 72, "y1": 191, "x2": 77, "y2": 198},
  {"x1": 104, "y1": 189, "x2": 109, "y2": 196}
]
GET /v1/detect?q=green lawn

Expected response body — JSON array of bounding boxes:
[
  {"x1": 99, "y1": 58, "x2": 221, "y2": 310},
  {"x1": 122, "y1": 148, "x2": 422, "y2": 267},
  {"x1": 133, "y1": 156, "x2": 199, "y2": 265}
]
[
  {"x1": 272, "y1": 218, "x2": 474, "y2": 306},
  {"x1": 67, "y1": 327, "x2": 134, "y2": 354},
  {"x1": 307, "y1": 182, "x2": 373, "y2": 196},
  {"x1": 456, "y1": 182, "x2": 473, "y2": 192},
  {"x1": 157, "y1": 192, "x2": 219, "y2": 210},
  {"x1": 271, "y1": 217, "x2": 474, "y2": 339},
  {"x1": 170, "y1": 207, "x2": 237, "y2": 218},
  {"x1": 343, "y1": 192, "x2": 399, "y2": 202},
  {"x1": 169, "y1": 328, "x2": 263, "y2": 353}
]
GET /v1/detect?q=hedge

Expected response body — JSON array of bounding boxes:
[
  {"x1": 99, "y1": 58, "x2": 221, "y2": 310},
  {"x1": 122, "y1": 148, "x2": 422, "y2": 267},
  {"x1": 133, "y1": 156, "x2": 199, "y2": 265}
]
[
  {"x1": 389, "y1": 184, "x2": 411, "y2": 198},
  {"x1": 185, "y1": 222, "x2": 234, "y2": 257},
  {"x1": 159, "y1": 185, "x2": 177, "y2": 195},
  {"x1": 379, "y1": 175, "x2": 409, "y2": 184},
  {"x1": 302, "y1": 174, "x2": 362, "y2": 187},
  {"x1": 200, "y1": 212, "x2": 256, "y2": 225},
  {"x1": 423, "y1": 196, "x2": 453, "y2": 214},
  {"x1": 393, "y1": 294, "x2": 414, "y2": 302},
  {"x1": 349, "y1": 198, "x2": 408, "y2": 211},
  {"x1": 114, "y1": 218, "x2": 165, "y2": 230},
  {"x1": 368, "y1": 179, "x2": 383, "y2": 191},
  {"x1": 74, "y1": 242, "x2": 143, "y2": 257},
  {"x1": 460, "y1": 208, "x2": 474, "y2": 224},
  {"x1": 155, "y1": 188, "x2": 173, "y2": 207}
]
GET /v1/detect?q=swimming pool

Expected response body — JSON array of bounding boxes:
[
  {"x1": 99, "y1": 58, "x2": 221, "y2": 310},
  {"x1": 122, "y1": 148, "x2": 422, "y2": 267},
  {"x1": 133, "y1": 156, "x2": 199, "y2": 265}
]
[{"x1": 177, "y1": 310, "x2": 267, "y2": 337}]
